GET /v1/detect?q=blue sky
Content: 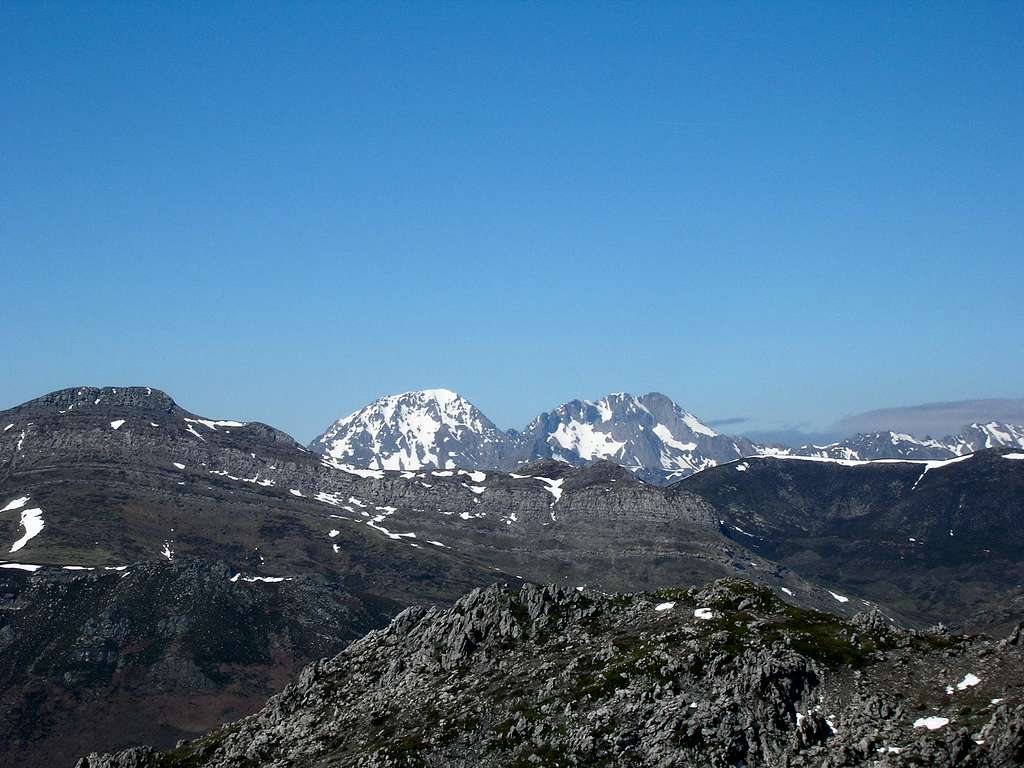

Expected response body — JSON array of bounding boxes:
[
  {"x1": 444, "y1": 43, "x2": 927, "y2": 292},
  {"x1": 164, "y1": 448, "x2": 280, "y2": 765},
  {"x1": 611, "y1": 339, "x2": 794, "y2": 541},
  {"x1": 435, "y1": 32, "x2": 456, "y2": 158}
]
[{"x1": 2, "y1": 2, "x2": 1021, "y2": 442}]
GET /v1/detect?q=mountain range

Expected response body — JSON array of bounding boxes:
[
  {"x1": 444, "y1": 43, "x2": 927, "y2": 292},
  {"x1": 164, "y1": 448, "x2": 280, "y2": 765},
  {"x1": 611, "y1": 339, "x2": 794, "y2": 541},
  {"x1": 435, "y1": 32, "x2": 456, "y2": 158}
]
[
  {"x1": 2, "y1": 385, "x2": 1023, "y2": 766},
  {"x1": 310, "y1": 388, "x2": 1024, "y2": 483}
]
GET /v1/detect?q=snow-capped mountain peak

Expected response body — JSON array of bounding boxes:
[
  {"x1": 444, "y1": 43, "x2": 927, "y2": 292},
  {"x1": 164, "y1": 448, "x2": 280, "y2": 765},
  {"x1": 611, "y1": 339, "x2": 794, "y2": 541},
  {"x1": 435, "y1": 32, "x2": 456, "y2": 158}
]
[
  {"x1": 310, "y1": 389, "x2": 509, "y2": 471},
  {"x1": 775, "y1": 422, "x2": 1024, "y2": 462},
  {"x1": 515, "y1": 392, "x2": 751, "y2": 484},
  {"x1": 311, "y1": 387, "x2": 1024, "y2": 485},
  {"x1": 310, "y1": 390, "x2": 743, "y2": 483}
]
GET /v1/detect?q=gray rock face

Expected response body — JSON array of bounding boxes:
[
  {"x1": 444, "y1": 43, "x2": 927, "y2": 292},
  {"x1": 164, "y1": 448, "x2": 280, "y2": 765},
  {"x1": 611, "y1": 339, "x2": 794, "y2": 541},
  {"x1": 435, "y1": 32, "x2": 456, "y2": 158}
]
[{"x1": 76, "y1": 580, "x2": 1024, "y2": 768}]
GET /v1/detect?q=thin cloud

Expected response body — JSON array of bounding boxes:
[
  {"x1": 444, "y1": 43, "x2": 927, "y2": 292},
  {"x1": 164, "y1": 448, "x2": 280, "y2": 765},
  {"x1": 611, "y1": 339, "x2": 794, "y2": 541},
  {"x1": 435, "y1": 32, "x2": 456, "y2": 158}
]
[{"x1": 707, "y1": 416, "x2": 750, "y2": 427}]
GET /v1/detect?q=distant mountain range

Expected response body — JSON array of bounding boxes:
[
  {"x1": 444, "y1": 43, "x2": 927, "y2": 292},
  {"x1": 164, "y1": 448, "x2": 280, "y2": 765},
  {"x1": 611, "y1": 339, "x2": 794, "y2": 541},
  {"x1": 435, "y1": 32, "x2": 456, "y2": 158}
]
[{"x1": 310, "y1": 389, "x2": 1024, "y2": 483}]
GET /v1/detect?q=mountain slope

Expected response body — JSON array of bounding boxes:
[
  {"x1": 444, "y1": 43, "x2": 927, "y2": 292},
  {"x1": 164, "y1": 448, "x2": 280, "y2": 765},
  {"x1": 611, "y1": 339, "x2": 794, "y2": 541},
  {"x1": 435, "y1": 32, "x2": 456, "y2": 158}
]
[{"x1": 78, "y1": 579, "x2": 1024, "y2": 768}]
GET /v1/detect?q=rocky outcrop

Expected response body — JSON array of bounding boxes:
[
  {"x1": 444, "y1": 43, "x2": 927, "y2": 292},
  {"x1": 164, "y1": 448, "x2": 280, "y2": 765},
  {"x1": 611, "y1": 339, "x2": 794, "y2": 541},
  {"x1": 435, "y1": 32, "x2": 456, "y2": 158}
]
[{"x1": 77, "y1": 580, "x2": 1024, "y2": 767}]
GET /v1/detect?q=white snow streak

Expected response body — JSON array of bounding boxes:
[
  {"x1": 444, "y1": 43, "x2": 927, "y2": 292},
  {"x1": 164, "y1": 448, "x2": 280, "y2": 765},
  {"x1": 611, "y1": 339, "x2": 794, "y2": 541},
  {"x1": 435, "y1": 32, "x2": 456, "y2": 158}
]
[
  {"x1": 1, "y1": 496, "x2": 30, "y2": 513},
  {"x1": 10, "y1": 508, "x2": 44, "y2": 553}
]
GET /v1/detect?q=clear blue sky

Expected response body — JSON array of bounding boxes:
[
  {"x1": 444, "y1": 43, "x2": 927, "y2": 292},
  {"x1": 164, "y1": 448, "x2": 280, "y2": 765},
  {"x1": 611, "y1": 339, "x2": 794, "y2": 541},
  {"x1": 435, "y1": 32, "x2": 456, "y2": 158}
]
[{"x1": 2, "y1": 2, "x2": 1021, "y2": 442}]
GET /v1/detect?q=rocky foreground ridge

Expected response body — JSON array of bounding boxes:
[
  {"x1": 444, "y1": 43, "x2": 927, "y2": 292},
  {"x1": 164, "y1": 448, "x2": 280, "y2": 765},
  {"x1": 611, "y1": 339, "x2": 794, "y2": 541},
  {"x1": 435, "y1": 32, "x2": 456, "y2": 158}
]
[{"x1": 78, "y1": 580, "x2": 1024, "y2": 768}]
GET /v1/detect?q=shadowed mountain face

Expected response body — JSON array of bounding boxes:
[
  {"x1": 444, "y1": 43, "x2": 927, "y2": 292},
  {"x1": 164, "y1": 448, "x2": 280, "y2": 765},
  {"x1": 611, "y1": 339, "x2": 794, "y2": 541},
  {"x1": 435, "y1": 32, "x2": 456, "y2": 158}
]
[
  {"x1": 677, "y1": 452, "x2": 1024, "y2": 631},
  {"x1": 3, "y1": 386, "x2": 1024, "y2": 765},
  {"x1": 0, "y1": 561, "x2": 398, "y2": 768}
]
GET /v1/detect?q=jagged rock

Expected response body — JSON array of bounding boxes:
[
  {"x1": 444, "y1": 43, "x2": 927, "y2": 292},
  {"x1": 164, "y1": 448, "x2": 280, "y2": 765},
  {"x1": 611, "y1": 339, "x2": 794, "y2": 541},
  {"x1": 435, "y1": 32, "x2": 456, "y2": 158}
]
[{"x1": 77, "y1": 579, "x2": 1024, "y2": 768}]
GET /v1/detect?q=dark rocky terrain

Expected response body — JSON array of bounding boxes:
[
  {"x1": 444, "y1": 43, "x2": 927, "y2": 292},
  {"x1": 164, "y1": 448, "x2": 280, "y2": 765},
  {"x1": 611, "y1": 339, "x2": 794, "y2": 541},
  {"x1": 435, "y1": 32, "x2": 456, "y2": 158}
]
[
  {"x1": 3, "y1": 386, "x2": 1023, "y2": 765},
  {"x1": 78, "y1": 580, "x2": 1024, "y2": 768},
  {"x1": 0, "y1": 560, "x2": 397, "y2": 768},
  {"x1": 677, "y1": 452, "x2": 1024, "y2": 631}
]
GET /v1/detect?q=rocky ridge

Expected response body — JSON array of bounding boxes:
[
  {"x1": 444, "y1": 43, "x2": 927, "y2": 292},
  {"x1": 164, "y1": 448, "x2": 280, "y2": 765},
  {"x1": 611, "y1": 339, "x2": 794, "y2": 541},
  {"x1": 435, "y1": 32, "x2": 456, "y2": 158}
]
[{"x1": 77, "y1": 579, "x2": 1024, "y2": 768}]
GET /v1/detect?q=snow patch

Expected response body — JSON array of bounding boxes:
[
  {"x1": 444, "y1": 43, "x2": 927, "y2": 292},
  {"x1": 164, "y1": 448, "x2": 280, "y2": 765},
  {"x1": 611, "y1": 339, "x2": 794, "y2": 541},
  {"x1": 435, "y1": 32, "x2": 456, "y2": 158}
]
[
  {"x1": 110, "y1": 419, "x2": 126, "y2": 430},
  {"x1": 693, "y1": 608, "x2": 715, "y2": 620},
  {"x1": 913, "y1": 716, "x2": 950, "y2": 730},
  {"x1": 956, "y1": 673, "x2": 981, "y2": 691},
  {"x1": 184, "y1": 418, "x2": 246, "y2": 431},
  {"x1": 230, "y1": 574, "x2": 290, "y2": 583},
  {"x1": 1, "y1": 496, "x2": 30, "y2": 513},
  {"x1": 549, "y1": 420, "x2": 625, "y2": 461},
  {"x1": 10, "y1": 508, "x2": 44, "y2": 553},
  {"x1": 828, "y1": 591, "x2": 849, "y2": 603},
  {"x1": 654, "y1": 602, "x2": 675, "y2": 612},
  {"x1": 534, "y1": 476, "x2": 565, "y2": 503}
]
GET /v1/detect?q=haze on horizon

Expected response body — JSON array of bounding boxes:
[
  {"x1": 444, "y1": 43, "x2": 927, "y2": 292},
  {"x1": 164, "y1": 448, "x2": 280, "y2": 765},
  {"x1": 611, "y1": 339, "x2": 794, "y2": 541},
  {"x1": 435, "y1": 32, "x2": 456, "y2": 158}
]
[{"x1": 2, "y1": 2, "x2": 1021, "y2": 443}]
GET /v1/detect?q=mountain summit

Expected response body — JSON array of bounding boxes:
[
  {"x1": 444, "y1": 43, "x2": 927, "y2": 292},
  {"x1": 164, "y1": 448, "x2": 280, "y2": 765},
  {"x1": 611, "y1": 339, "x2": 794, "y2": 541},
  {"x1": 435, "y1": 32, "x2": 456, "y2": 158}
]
[
  {"x1": 309, "y1": 389, "x2": 511, "y2": 471},
  {"x1": 514, "y1": 392, "x2": 758, "y2": 483}
]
